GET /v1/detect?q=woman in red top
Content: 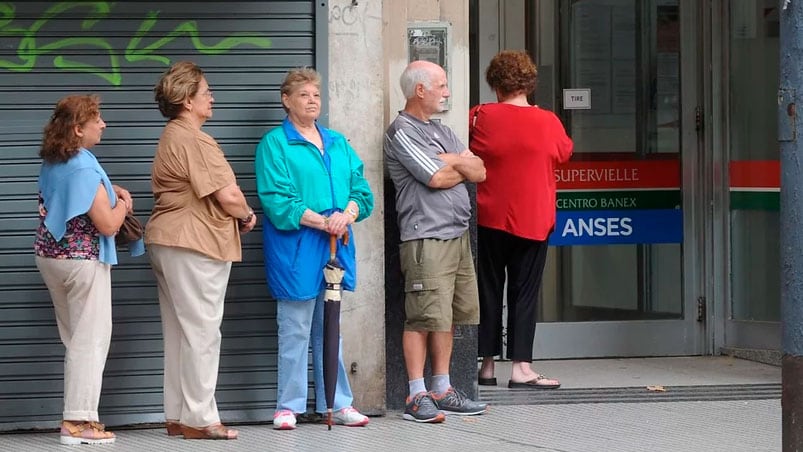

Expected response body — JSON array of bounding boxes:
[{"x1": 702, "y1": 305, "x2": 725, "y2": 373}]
[{"x1": 470, "y1": 50, "x2": 573, "y2": 389}]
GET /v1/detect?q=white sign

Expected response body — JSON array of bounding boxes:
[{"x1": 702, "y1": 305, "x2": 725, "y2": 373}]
[{"x1": 563, "y1": 88, "x2": 592, "y2": 110}]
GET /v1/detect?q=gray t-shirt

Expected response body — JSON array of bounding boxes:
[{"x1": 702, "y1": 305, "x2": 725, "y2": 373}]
[{"x1": 384, "y1": 111, "x2": 471, "y2": 241}]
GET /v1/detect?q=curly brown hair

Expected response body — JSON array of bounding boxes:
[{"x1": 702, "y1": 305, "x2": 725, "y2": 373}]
[
  {"x1": 279, "y1": 67, "x2": 321, "y2": 113},
  {"x1": 154, "y1": 61, "x2": 205, "y2": 119},
  {"x1": 39, "y1": 94, "x2": 101, "y2": 164},
  {"x1": 485, "y1": 50, "x2": 538, "y2": 98}
]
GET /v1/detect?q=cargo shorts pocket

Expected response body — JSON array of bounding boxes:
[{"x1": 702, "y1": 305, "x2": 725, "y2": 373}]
[{"x1": 403, "y1": 277, "x2": 446, "y2": 330}]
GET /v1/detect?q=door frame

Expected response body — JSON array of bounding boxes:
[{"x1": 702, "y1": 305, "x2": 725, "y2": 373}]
[{"x1": 528, "y1": 0, "x2": 708, "y2": 359}]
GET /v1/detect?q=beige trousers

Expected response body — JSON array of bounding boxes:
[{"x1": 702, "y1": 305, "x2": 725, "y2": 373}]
[
  {"x1": 35, "y1": 256, "x2": 112, "y2": 422},
  {"x1": 148, "y1": 245, "x2": 232, "y2": 428}
]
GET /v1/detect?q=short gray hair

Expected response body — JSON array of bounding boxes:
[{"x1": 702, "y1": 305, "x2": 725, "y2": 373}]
[{"x1": 399, "y1": 64, "x2": 432, "y2": 99}]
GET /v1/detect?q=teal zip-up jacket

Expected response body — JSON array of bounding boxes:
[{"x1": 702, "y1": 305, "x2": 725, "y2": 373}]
[{"x1": 255, "y1": 118, "x2": 374, "y2": 300}]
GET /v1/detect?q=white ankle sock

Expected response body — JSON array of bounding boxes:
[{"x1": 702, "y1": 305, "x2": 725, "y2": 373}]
[
  {"x1": 431, "y1": 374, "x2": 451, "y2": 394},
  {"x1": 408, "y1": 378, "x2": 427, "y2": 397}
]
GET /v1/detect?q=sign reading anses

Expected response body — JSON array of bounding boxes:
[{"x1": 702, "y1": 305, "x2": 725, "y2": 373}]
[{"x1": 549, "y1": 160, "x2": 682, "y2": 246}]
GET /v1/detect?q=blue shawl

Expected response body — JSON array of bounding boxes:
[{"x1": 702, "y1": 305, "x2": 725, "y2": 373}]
[{"x1": 38, "y1": 148, "x2": 142, "y2": 265}]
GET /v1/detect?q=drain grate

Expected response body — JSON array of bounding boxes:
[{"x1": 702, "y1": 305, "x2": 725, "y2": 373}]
[{"x1": 478, "y1": 383, "x2": 780, "y2": 405}]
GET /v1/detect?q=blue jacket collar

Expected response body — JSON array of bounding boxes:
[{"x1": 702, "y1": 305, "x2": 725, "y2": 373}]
[{"x1": 282, "y1": 117, "x2": 334, "y2": 149}]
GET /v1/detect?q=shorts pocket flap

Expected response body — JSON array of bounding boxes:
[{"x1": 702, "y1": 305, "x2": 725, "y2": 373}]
[{"x1": 404, "y1": 278, "x2": 439, "y2": 293}]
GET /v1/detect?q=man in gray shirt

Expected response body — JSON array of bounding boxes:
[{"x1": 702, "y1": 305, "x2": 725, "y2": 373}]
[{"x1": 384, "y1": 60, "x2": 487, "y2": 423}]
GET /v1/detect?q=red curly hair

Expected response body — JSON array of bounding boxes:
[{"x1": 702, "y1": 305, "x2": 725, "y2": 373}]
[
  {"x1": 39, "y1": 94, "x2": 101, "y2": 164},
  {"x1": 485, "y1": 50, "x2": 538, "y2": 98}
]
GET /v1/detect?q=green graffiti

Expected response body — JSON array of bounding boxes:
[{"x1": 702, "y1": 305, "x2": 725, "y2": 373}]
[
  {"x1": 127, "y1": 10, "x2": 273, "y2": 65},
  {"x1": 0, "y1": 1, "x2": 272, "y2": 86}
]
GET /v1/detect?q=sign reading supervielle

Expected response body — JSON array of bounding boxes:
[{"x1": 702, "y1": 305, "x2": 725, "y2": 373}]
[{"x1": 549, "y1": 160, "x2": 682, "y2": 246}]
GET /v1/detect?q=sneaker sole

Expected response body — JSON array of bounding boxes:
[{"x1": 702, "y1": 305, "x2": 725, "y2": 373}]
[
  {"x1": 335, "y1": 419, "x2": 370, "y2": 427},
  {"x1": 441, "y1": 408, "x2": 487, "y2": 416},
  {"x1": 60, "y1": 435, "x2": 116, "y2": 445},
  {"x1": 402, "y1": 413, "x2": 446, "y2": 423},
  {"x1": 273, "y1": 423, "x2": 296, "y2": 430}
]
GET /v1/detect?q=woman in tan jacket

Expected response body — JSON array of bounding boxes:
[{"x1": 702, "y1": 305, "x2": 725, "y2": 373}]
[{"x1": 145, "y1": 61, "x2": 256, "y2": 440}]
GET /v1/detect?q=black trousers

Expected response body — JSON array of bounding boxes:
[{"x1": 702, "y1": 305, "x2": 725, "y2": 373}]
[{"x1": 477, "y1": 226, "x2": 549, "y2": 362}]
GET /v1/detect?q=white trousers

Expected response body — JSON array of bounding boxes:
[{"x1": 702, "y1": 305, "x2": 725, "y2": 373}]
[
  {"x1": 149, "y1": 245, "x2": 231, "y2": 428},
  {"x1": 35, "y1": 256, "x2": 112, "y2": 422}
]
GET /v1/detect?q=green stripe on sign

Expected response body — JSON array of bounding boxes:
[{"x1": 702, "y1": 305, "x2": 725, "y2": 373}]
[
  {"x1": 730, "y1": 191, "x2": 779, "y2": 211},
  {"x1": 557, "y1": 190, "x2": 681, "y2": 210}
]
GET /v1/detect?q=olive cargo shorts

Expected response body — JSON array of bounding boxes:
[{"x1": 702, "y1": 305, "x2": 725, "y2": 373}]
[{"x1": 399, "y1": 231, "x2": 480, "y2": 331}]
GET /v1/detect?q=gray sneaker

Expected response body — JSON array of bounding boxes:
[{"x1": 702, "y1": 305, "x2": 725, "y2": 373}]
[
  {"x1": 403, "y1": 392, "x2": 446, "y2": 423},
  {"x1": 430, "y1": 387, "x2": 488, "y2": 415}
]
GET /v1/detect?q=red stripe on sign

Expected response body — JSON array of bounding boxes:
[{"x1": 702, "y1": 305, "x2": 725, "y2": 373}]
[
  {"x1": 555, "y1": 160, "x2": 680, "y2": 190},
  {"x1": 729, "y1": 160, "x2": 780, "y2": 188}
]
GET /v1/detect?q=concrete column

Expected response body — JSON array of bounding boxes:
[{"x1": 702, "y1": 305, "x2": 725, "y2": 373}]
[
  {"x1": 779, "y1": 2, "x2": 803, "y2": 450},
  {"x1": 328, "y1": 0, "x2": 387, "y2": 414}
]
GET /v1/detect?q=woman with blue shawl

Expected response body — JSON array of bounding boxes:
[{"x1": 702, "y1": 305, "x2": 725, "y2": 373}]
[{"x1": 34, "y1": 94, "x2": 137, "y2": 445}]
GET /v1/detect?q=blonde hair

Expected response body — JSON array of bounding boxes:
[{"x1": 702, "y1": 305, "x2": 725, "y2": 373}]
[{"x1": 154, "y1": 61, "x2": 206, "y2": 119}]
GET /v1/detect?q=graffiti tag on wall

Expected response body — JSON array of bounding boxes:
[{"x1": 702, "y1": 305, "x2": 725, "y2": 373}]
[{"x1": 0, "y1": 2, "x2": 272, "y2": 86}]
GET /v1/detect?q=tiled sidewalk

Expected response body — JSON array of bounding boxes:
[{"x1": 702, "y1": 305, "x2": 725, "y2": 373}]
[{"x1": 0, "y1": 399, "x2": 780, "y2": 452}]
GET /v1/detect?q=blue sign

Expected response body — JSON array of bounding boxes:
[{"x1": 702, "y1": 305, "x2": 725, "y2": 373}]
[{"x1": 549, "y1": 209, "x2": 683, "y2": 246}]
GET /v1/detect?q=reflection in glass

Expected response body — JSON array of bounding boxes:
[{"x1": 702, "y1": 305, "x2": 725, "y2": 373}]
[{"x1": 728, "y1": 2, "x2": 780, "y2": 321}]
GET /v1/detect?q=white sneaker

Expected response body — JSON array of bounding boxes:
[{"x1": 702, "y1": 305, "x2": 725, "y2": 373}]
[
  {"x1": 332, "y1": 407, "x2": 369, "y2": 427},
  {"x1": 273, "y1": 409, "x2": 296, "y2": 430}
]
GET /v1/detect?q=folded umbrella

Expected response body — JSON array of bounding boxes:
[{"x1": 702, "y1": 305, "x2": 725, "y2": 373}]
[{"x1": 323, "y1": 232, "x2": 348, "y2": 430}]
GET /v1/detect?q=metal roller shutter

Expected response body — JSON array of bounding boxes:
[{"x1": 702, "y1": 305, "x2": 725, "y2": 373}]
[{"x1": 0, "y1": 0, "x2": 323, "y2": 430}]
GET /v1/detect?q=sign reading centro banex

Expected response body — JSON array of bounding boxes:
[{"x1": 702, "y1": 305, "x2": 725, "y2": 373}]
[{"x1": 549, "y1": 160, "x2": 682, "y2": 246}]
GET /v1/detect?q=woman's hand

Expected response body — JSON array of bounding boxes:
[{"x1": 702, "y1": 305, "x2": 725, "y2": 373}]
[
  {"x1": 324, "y1": 211, "x2": 352, "y2": 238},
  {"x1": 88, "y1": 184, "x2": 128, "y2": 236},
  {"x1": 238, "y1": 212, "x2": 257, "y2": 235},
  {"x1": 112, "y1": 184, "x2": 134, "y2": 214}
]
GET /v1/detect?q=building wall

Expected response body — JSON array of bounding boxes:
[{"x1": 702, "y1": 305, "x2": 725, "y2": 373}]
[{"x1": 384, "y1": 1, "x2": 470, "y2": 139}]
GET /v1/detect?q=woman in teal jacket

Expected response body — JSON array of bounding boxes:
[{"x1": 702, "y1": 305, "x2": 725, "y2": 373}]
[{"x1": 255, "y1": 67, "x2": 373, "y2": 430}]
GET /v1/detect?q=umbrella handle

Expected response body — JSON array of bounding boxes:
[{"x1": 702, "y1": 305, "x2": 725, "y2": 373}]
[{"x1": 329, "y1": 231, "x2": 350, "y2": 260}]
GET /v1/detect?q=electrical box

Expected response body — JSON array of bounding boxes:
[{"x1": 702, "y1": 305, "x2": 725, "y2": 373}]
[{"x1": 407, "y1": 22, "x2": 451, "y2": 110}]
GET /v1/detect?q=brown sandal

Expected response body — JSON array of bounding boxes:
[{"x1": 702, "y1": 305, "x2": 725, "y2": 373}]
[
  {"x1": 165, "y1": 420, "x2": 182, "y2": 436},
  {"x1": 60, "y1": 420, "x2": 116, "y2": 445},
  {"x1": 181, "y1": 423, "x2": 238, "y2": 440}
]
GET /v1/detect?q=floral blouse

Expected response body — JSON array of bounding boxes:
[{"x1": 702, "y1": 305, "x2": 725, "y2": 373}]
[{"x1": 33, "y1": 195, "x2": 99, "y2": 260}]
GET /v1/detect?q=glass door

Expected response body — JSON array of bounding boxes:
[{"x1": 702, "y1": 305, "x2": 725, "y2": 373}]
[
  {"x1": 529, "y1": 0, "x2": 706, "y2": 358},
  {"x1": 722, "y1": 0, "x2": 780, "y2": 350}
]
